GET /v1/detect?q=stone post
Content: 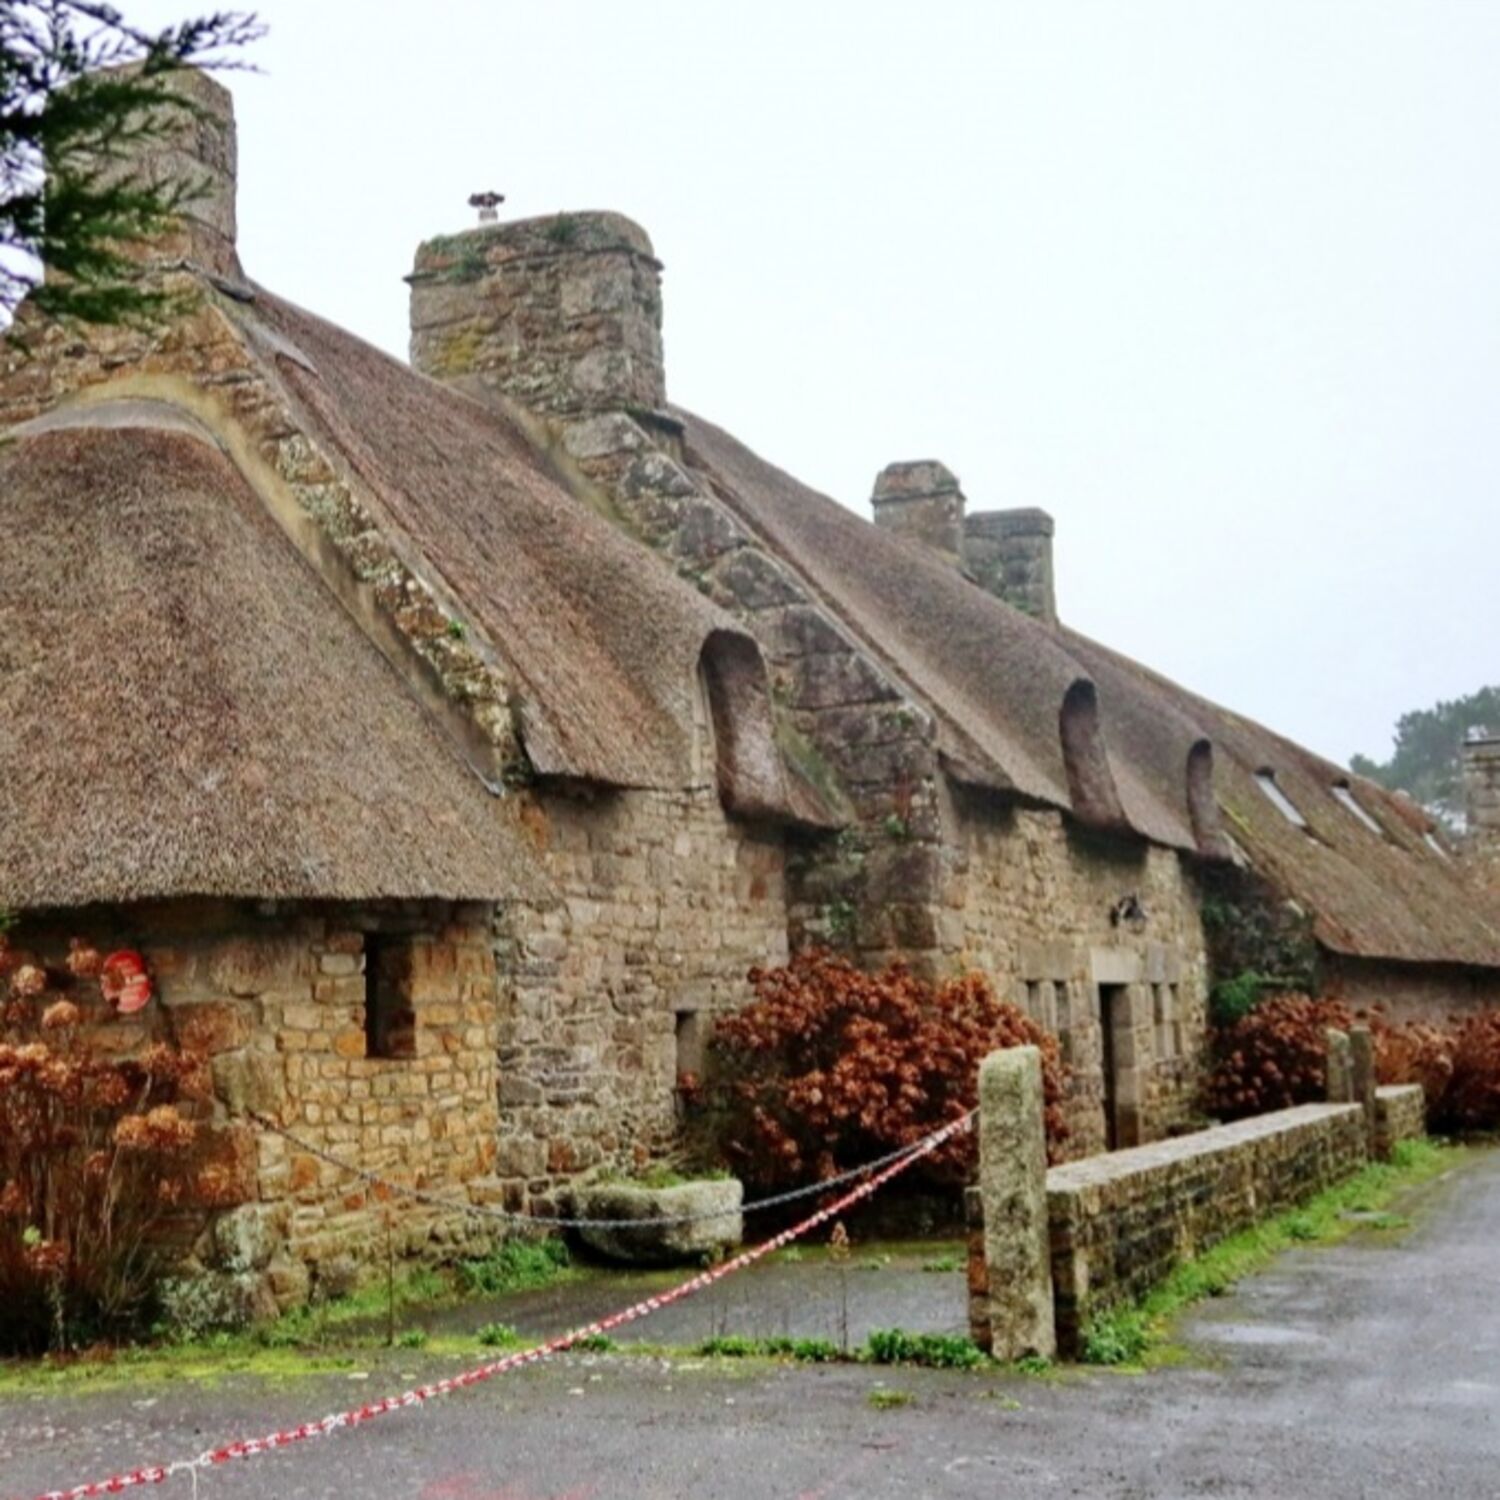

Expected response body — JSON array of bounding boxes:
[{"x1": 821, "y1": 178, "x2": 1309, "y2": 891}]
[
  {"x1": 1326, "y1": 1028, "x2": 1353, "y2": 1104},
  {"x1": 1349, "y1": 1025, "x2": 1378, "y2": 1151},
  {"x1": 967, "y1": 1046, "x2": 1056, "y2": 1361}
]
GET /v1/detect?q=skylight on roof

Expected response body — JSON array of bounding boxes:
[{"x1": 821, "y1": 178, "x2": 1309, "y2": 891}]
[
  {"x1": 1332, "y1": 782, "x2": 1384, "y2": 836},
  {"x1": 1255, "y1": 770, "x2": 1307, "y2": 829}
]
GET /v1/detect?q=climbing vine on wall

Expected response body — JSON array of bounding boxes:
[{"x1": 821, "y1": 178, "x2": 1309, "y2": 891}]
[{"x1": 1199, "y1": 866, "x2": 1320, "y2": 1023}]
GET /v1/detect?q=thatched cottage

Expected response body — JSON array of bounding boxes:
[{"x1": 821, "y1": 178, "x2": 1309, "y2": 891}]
[{"x1": 4, "y1": 74, "x2": 1499, "y2": 1305}]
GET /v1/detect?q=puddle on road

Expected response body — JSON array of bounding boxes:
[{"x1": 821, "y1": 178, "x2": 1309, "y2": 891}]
[{"x1": 1196, "y1": 1322, "x2": 1323, "y2": 1347}]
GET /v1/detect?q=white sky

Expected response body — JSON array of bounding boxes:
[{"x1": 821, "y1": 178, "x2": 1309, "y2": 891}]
[{"x1": 132, "y1": 0, "x2": 1500, "y2": 766}]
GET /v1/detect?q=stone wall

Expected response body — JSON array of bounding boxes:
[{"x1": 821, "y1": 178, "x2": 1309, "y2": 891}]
[
  {"x1": 1374, "y1": 1084, "x2": 1426, "y2": 1161},
  {"x1": 1045, "y1": 1103, "x2": 1367, "y2": 1355},
  {"x1": 16, "y1": 898, "x2": 502, "y2": 1316},
  {"x1": 1324, "y1": 954, "x2": 1500, "y2": 1022},
  {"x1": 496, "y1": 782, "x2": 788, "y2": 1209},
  {"x1": 953, "y1": 792, "x2": 1210, "y2": 1155}
]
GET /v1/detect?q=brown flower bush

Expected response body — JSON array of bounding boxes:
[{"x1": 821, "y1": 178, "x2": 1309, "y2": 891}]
[
  {"x1": 1205, "y1": 994, "x2": 1354, "y2": 1119},
  {"x1": 1208, "y1": 992, "x2": 1500, "y2": 1136},
  {"x1": 1434, "y1": 1012, "x2": 1500, "y2": 1131},
  {"x1": 0, "y1": 933, "x2": 206, "y2": 1353},
  {"x1": 710, "y1": 951, "x2": 1070, "y2": 1190}
]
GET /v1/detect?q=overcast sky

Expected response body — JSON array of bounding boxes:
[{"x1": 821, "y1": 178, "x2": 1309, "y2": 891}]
[{"x1": 133, "y1": 0, "x2": 1499, "y2": 767}]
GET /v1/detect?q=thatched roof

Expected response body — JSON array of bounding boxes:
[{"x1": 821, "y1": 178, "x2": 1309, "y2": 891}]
[
  {"x1": 235, "y1": 289, "x2": 750, "y2": 795},
  {"x1": 1062, "y1": 632, "x2": 1500, "y2": 969},
  {"x1": 677, "y1": 408, "x2": 1199, "y2": 852},
  {"x1": 0, "y1": 420, "x2": 543, "y2": 908},
  {"x1": 677, "y1": 408, "x2": 1500, "y2": 970}
]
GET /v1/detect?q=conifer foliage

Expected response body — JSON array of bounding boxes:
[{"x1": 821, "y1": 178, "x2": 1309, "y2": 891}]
[{"x1": 1, "y1": 1, "x2": 261, "y2": 327}]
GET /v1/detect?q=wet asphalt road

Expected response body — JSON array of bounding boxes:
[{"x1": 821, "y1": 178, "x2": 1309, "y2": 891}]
[{"x1": 3, "y1": 1150, "x2": 1497, "y2": 1500}]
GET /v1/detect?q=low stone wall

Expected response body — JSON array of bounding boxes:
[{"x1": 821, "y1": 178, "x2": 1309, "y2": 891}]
[
  {"x1": 1045, "y1": 1104, "x2": 1367, "y2": 1355},
  {"x1": 1375, "y1": 1085, "x2": 1426, "y2": 1160}
]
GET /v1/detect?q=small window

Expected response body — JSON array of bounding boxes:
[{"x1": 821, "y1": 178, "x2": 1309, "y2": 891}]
[
  {"x1": 1332, "y1": 781, "x2": 1384, "y2": 836},
  {"x1": 1255, "y1": 769, "x2": 1308, "y2": 829},
  {"x1": 364, "y1": 935, "x2": 415, "y2": 1060}
]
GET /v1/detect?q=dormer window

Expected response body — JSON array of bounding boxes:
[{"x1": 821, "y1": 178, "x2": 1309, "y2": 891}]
[
  {"x1": 1332, "y1": 780, "x2": 1384, "y2": 836},
  {"x1": 1255, "y1": 769, "x2": 1307, "y2": 829}
]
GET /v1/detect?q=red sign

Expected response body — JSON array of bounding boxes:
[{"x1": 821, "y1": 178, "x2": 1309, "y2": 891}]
[{"x1": 100, "y1": 950, "x2": 153, "y2": 1014}]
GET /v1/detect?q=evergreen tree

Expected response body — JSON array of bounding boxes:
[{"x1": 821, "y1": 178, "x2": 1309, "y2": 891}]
[
  {"x1": 1351, "y1": 685, "x2": 1500, "y2": 831},
  {"x1": 1, "y1": 1, "x2": 261, "y2": 329}
]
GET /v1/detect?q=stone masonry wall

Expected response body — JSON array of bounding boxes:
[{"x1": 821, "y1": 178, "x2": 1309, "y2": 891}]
[
  {"x1": 17, "y1": 898, "x2": 502, "y2": 1318},
  {"x1": 1324, "y1": 954, "x2": 1500, "y2": 1023},
  {"x1": 1374, "y1": 1084, "x2": 1426, "y2": 1161},
  {"x1": 495, "y1": 782, "x2": 788, "y2": 1210},
  {"x1": 953, "y1": 791, "x2": 1211, "y2": 1157},
  {"x1": 1045, "y1": 1102, "x2": 1368, "y2": 1355}
]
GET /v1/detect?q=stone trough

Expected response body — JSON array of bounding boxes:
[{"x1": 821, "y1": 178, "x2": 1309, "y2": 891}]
[{"x1": 567, "y1": 1178, "x2": 744, "y2": 1266}]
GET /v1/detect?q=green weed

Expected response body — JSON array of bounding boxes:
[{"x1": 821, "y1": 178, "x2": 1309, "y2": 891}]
[
  {"x1": 863, "y1": 1329, "x2": 984, "y2": 1370},
  {"x1": 458, "y1": 1237, "x2": 572, "y2": 1298},
  {"x1": 476, "y1": 1322, "x2": 522, "y2": 1348}
]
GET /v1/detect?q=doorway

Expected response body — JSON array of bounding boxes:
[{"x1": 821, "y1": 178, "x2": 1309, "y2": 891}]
[{"x1": 1097, "y1": 982, "x2": 1129, "y2": 1151}]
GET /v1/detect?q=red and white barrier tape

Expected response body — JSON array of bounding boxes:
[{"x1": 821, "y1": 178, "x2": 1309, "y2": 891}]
[{"x1": 26, "y1": 1113, "x2": 971, "y2": 1500}]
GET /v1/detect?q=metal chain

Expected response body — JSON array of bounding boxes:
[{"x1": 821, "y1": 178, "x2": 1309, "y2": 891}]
[{"x1": 250, "y1": 1109, "x2": 974, "y2": 1230}]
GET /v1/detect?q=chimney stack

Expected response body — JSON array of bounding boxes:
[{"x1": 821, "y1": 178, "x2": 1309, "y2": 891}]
[
  {"x1": 1462, "y1": 730, "x2": 1500, "y2": 858},
  {"x1": 870, "y1": 461, "x2": 966, "y2": 568},
  {"x1": 87, "y1": 66, "x2": 240, "y2": 278},
  {"x1": 964, "y1": 508, "x2": 1057, "y2": 626},
  {"x1": 408, "y1": 212, "x2": 665, "y2": 419}
]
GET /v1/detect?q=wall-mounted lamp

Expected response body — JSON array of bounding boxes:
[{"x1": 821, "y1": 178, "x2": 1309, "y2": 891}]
[{"x1": 1109, "y1": 894, "x2": 1147, "y2": 932}]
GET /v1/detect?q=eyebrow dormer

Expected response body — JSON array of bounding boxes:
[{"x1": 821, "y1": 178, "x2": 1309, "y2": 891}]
[{"x1": 1060, "y1": 679, "x2": 1128, "y2": 832}]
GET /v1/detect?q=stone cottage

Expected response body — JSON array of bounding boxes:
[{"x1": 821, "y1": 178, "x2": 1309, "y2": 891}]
[{"x1": 4, "y1": 73, "x2": 1500, "y2": 1302}]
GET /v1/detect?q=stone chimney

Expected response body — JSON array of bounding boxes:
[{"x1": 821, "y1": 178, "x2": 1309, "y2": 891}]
[
  {"x1": 87, "y1": 66, "x2": 240, "y2": 278},
  {"x1": 1462, "y1": 731, "x2": 1500, "y2": 856},
  {"x1": 870, "y1": 461, "x2": 966, "y2": 568},
  {"x1": 408, "y1": 212, "x2": 665, "y2": 419},
  {"x1": 964, "y1": 508, "x2": 1057, "y2": 626}
]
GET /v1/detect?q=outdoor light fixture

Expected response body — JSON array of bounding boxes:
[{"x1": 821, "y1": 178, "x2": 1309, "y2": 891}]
[{"x1": 1109, "y1": 894, "x2": 1147, "y2": 932}]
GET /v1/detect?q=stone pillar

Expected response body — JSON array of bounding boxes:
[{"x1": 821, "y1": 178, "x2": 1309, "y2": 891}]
[
  {"x1": 870, "y1": 461, "x2": 966, "y2": 567},
  {"x1": 1326, "y1": 1028, "x2": 1353, "y2": 1104},
  {"x1": 963, "y1": 508, "x2": 1057, "y2": 625},
  {"x1": 1349, "y1": 1024, "x2": 1378, "y2": 1151},
  {"x1": 408, "y1": 212, "x2": 666, "y2": 419},
  {"x1": 968, "y1": 1046, "x2": 1056, "y2": 1361}
]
